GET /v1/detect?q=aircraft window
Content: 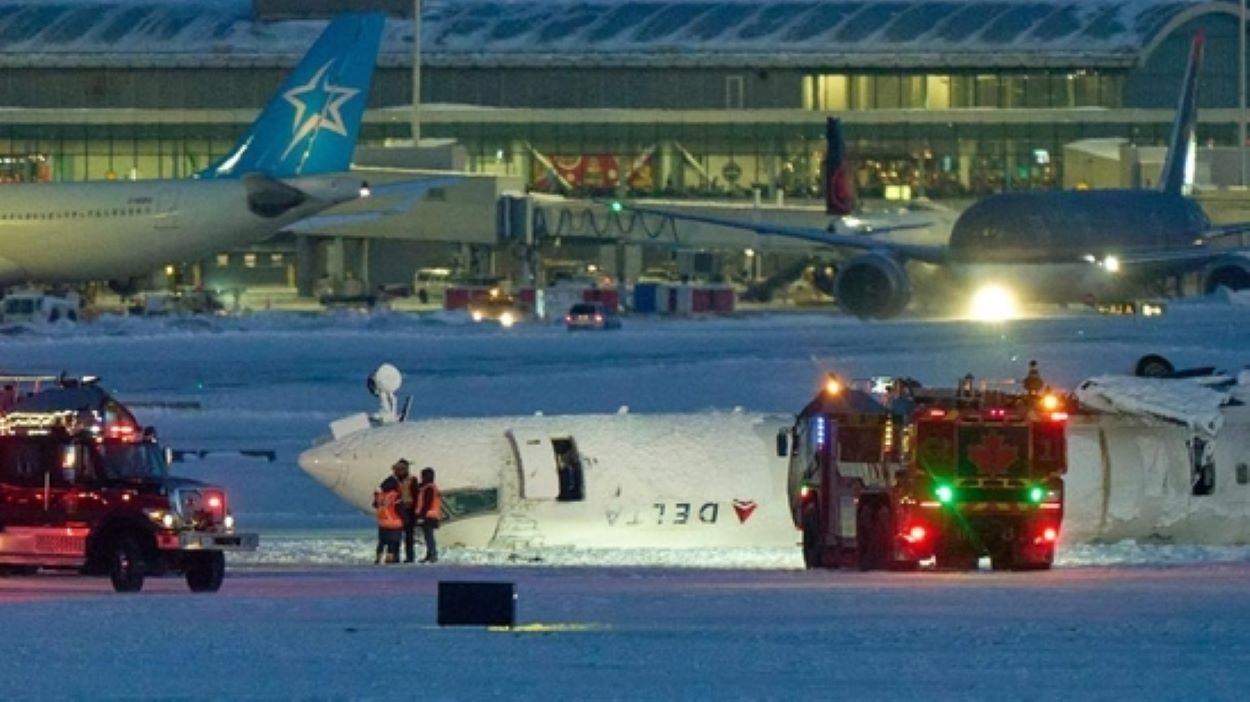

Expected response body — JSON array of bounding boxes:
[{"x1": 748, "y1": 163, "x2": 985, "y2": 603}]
[
  {"x1": 1238, "y1": 463, "x2": 1248, "y2": 486},
  {"x1": 441, "y1": 488, "x2": 500, "y2": 519},
  {"x1": 551, "y1": 437, "x2": 585, "y2": 502},
  {"x1": 1188, "y1": 437, "x2": 1215, "y2": 496}
]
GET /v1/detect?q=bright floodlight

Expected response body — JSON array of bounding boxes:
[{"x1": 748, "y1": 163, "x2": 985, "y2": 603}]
[
  {"x1": 969, "y1": 284, "x2": 1019, "y2": 322},
  {"x1": 499, "y1": 311, "x2": 516, "y2": 328},
  {"x1": 1103, "y1": 255, "x2": 1121, "y2": 273},
  {"x1": 824, "y1": 375, "x2": 842, "y2": 396}
]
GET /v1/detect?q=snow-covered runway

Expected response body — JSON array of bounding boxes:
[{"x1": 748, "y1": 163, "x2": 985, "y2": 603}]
[
  {"x1": 2, "y1": 562, "x2": 1249, "y2": 698},
  {"x1": 3, "y1": 305, "x2": 1250, "y2": 696}
]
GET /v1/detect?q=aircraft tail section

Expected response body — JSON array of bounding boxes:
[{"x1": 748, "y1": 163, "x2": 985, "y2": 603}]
[
  {"x1": 199, "y1": 12, "x2": 385, "y2": 180},
  {"x1": 1159, "y1": 31, "x2": 1204, "y2": 195},
  {"x1": 823, "y1": 117, "x2": 857, "y2": 215}
]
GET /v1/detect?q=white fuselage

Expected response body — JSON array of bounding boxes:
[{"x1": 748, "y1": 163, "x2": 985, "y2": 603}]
[
  {"x1": 1064, "y1": 406, "x2": 1250, "y2": 544},
  {"x1": 0, "y1": 175, "x2": 361, "y2": 284},
  {"x1": 299, "y1": 412, "x2": 797, "y2": 550},
  {"x1": 302, "y1": 406, "x2": 1250, "y2": 551}
]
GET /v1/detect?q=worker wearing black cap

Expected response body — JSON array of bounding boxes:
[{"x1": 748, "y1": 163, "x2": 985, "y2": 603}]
[{"x1": 380, "y1": 459, "x2": 420, "y2": 563}]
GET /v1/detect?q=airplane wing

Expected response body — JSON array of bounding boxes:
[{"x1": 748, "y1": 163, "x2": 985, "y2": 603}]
[
  {"x1": 620, "y1": 203, "x2": 949, "y2": 265},
  {"x1": 286, "y1": 176, "x2": 461, "y2": 232},
  {"x1": 1115, "y1": 246, "x2": 1249, "y2": 268}
]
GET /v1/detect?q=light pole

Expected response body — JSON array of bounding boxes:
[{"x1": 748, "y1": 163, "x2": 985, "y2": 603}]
[
  {"x1": 412, "y1": 0, "x2": 422, "y2": 147},
  {"x1": 1241, "y1": 0, "x2": 1247, "y2": 185}
]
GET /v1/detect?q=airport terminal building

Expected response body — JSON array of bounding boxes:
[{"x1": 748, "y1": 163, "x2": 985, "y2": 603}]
[{"x1": 0, "y1": 0, "x2": 1246, "y2": 290}]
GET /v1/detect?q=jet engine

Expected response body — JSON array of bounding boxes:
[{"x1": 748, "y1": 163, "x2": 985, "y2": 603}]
[
  {"x1": 1201, "y1": 255, "x2": 1250, "y2": 294},
  {"x1": 833, "y1": 252, "x2": 911, "y2": 319}
]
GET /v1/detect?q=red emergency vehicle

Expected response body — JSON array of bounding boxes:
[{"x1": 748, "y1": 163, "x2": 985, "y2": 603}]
[
  {"x1": 780, "y1": 371, "x2": 1068, "y2": 571},
  {"x1": 0, "y1": 374, "x2": 258, "y2": 592}
]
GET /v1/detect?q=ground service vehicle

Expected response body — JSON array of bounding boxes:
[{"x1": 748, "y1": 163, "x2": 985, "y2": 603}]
[
  {"x1": 0, "y1": 375, "x2": 258, "y2": 592},
  {"x1": 780, "y1": 372, "x2": 1068, "y2": 571},
  {"x1": 468, "y1": 289, "x2": 525, "y2": 327},
  {"x1": 0, "y1": 289, "x2": 79, "y2": 325},
  {"x1": 565, "y1": 302, "x2": 621, "y2": 331}
]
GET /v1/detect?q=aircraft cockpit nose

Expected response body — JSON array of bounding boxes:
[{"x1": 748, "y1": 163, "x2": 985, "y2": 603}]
[{"x1": 298, "y1": 444, "x2": 347, "y2": 490}]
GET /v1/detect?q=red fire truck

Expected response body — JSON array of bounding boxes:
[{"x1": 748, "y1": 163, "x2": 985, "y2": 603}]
[
  {"x1": 0, "y1": 374, "x2": 258, "y2": 592},
  {"x1": 779, "y1": 371, "x2": 1068, "y2": 571}
]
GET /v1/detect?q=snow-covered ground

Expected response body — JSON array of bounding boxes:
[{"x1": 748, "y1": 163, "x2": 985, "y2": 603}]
[
  {"x1": 4, "y1": 303, "x2": 1250, "y2": 697},
  {"x1": 4, "y1": 302, "x2": 1250, "y2": 539}
]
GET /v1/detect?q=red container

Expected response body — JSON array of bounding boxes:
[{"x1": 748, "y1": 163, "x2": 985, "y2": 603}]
[
  {"x1": 518, "y1": 288, "x2": 536, "y2": 304},
  {"x1": 444, "y1": 288, "x2": 473, "y2": 310},
  {"x1": 584, "y1": 288, "x2": 620, "y2": 310},
  {"x1": 711, "y1": 288, "x2": 735, "y2": 313},
  {"x1": 692, "y1": 288, "x2": 714, "y2": 312}
]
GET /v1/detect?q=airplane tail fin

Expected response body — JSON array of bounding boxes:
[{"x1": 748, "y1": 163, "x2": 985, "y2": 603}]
[
  {"x1": 1159, "y1": 31, "x2": 1204, "y2": 195},
  {"x1": 823, "y1": 117, "x2": 856, "y2": 215},
  {"x1": 198, "y1": 12, "x2": 385, "y2": 180}
]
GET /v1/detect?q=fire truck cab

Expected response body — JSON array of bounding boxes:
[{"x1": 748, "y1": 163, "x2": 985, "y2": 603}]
[
  {"x1": 779, "y1": 371, "x2": 1068, "y2": 571},
  {"x1": 0, "y1": 375, "x2": 258, "y2": 592}
]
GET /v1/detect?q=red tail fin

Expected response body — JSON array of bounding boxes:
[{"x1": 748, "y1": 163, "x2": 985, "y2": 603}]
[{"x1": 824, "y1": 117, "x2": 856, "y2": 215}]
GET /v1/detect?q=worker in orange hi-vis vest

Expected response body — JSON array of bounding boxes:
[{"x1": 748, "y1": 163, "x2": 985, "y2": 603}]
[
  {"x1": 415, "y1": 467, "x2": 443, "y2": 564},
  {"x1": 372, "y1": 485, "x2": 403, "y2": 564}
]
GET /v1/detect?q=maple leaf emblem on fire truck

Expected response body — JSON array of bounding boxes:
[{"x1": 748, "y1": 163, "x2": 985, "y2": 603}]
[{"x1": 967, "y1": 433, "x2": 1019, "y2": 476}]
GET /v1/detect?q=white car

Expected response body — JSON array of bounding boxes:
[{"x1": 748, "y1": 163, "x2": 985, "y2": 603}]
[{"x1": 565, "y1": 302, "x2": 621, "y2": 331}]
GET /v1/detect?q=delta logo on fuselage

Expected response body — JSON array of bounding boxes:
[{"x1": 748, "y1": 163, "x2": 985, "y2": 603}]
[
  {"x1": 280, "y1": 60, "x2": 360, "y2": 160},
  {"x1": 606, "y1": 499, "x2": 759, "y2": 527}
]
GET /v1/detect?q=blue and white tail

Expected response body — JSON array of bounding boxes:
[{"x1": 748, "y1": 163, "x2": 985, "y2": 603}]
[
  {"x1": 199, "y1": 12, "x2": 385, "y2": 180},
  {"x1": 1158, "y1": 31, "x2": 1204, "y2": 195},
  {"x1": 823, "y1": 117, "x2": 857, "y2": 215}
]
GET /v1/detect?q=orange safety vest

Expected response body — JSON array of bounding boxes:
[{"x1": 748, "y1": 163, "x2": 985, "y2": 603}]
[
  {"x1": 418, "y1": 483, "x2": 443, "y2": 521},
  {"x1": 374, "y1": 489, "x2": 402, "y2": 529}
]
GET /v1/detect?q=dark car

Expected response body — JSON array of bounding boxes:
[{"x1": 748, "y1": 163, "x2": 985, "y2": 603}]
[{"x1": 565, "y1": 302, "x2": 621, "y2": 331}]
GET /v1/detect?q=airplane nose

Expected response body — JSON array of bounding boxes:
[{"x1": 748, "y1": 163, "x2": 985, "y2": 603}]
[{"x1": 298, "y1": 444, "x2": 346, "y2": 490}]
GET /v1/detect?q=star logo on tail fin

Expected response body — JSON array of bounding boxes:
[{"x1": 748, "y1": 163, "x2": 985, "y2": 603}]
[{"x1": 281, "y1": 60, "x2": 359, "y2": 161}]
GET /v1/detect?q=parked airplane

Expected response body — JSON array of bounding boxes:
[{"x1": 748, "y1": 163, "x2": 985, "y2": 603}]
[
  {"x1": 0, "y1": 13, "x2": 448, "y2": 287},
  {"x1": 299, "y1": 364, "x2": 1250, "y2": 553},
  {"x1": 624, "y1": 33, "x2": 1250, "y2": 319}
]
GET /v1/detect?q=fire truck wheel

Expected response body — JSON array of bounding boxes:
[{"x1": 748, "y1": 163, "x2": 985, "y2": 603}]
[
  {"x1": 935, "y1": 547, "x2": 977, "y2": 571},
  {"x1": 990, "y1": 554, "x2": 1013, "y2": 571},
  {"x1": 1010, "y1": 561, "x2": 1052, "y2": 572},
  {"x1": 801, "y1": 514, "x2": 824, "y2": 569},
  {"x1": 0, "y1": 565, "x2": 37, "y2": 575},
  {"x1": 856, "y1": 505, "x2": 892, "y2": 571},
  {"x1": 185, "y1": 551, "x2": 225, "y2": 592},
  {"x1": 108, "y1": 534, "x2": 146, "y2": 593}
]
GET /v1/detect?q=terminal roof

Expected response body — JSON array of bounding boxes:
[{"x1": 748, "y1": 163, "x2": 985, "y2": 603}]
[{"x1": 0, "y1": 0, "x2": 1229, "y2": 69}]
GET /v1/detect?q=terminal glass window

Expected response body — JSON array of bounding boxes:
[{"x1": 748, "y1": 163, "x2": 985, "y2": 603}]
[
  {"x1": 926, "y1": 76, "x2": 951, "y2": 109},
  {"x1": 803, "y1": 71, "x2": 1123, "y2": 111}
]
